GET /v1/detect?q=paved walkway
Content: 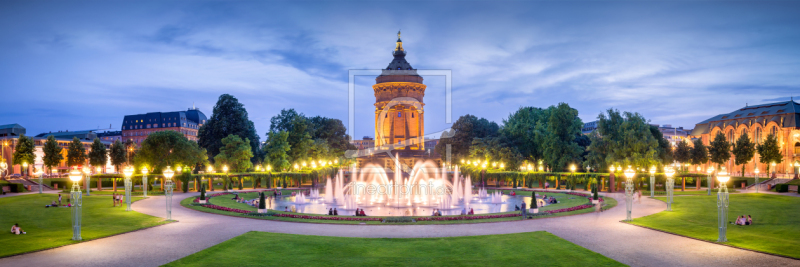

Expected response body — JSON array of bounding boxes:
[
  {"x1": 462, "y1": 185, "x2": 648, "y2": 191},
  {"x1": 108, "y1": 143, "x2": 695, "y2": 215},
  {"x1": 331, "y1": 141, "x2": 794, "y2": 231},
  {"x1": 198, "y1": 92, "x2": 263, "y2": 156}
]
[{"x1": 0, "y1": 191, "x2": 798, "y2": 267}]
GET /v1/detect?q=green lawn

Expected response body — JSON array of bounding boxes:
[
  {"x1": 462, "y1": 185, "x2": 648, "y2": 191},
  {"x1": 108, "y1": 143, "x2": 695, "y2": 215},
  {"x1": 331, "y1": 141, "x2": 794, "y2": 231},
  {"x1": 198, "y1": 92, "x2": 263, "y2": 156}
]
[
  {"x1": 642, "y1": 189, "x2": 738, "y2": 196},
  {"x1": 182, "y1": 191, "x2": 615, "y2": 225},
  {"x1": 0, "y1": 194, "x2": 169, "y2": 258},
  {"x1": 629, "y1": 194, "x2": 800, "y2": 259},
  {"x1": 165, "y1": 231, "x2": 623, "y2": 267}
]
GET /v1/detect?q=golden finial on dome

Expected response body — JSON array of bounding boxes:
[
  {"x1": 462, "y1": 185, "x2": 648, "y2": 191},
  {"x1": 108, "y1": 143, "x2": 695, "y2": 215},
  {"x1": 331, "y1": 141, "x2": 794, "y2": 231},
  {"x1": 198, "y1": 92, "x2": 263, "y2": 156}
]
[{"x1": 395, "y1": 30, "x2": 404, "y2": 52}]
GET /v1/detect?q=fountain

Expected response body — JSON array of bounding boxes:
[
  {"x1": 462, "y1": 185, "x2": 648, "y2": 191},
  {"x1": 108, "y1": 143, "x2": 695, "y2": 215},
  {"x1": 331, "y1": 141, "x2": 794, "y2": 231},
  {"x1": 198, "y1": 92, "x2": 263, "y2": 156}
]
[
  {"x1": 490, "y1": 191, "x2": 503, "y2": 204},
  {"x1": 324, "y1": 177, "x2": 334, "y2": 203},
  {"x1": 478, "y1": 187, "x2": 488, "y2": 199},
  {"x1": 309, "y1": 188, "x2": 320, "y2": 199},
  {"x1": 464, "y1": 175, "x2": 473, "y2": 203},
  {"x1": 294, "y1": 192, "x2": 307, "y2": 204}
]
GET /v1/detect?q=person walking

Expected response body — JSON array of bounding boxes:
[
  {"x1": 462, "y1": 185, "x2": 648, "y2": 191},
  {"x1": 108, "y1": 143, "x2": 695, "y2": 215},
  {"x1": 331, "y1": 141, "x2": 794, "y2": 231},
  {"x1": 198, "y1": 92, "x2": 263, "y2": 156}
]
[{"x1": 58, "y1": 194, "x2": 62, "y2": 206}]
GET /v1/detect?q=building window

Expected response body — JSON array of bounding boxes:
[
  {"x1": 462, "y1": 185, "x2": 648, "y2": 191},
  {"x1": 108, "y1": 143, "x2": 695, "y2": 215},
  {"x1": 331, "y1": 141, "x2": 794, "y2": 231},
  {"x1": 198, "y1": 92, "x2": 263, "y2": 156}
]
[
  {"x1": 755, "y1": 128, "x2": 762, "y2": 143},
  {"x1": 398, "y1": 112, "x2": 402, "y2": 118}
]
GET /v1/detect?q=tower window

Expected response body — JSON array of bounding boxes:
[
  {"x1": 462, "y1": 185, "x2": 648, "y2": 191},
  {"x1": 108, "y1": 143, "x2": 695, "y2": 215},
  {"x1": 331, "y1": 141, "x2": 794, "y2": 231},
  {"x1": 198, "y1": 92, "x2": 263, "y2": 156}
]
[
  {"x1": 398, "y1": 112, "x2": 402, "y2": 117},
  {"x1": 412, "y1": 113, "x2": 414, "y2": 118}
]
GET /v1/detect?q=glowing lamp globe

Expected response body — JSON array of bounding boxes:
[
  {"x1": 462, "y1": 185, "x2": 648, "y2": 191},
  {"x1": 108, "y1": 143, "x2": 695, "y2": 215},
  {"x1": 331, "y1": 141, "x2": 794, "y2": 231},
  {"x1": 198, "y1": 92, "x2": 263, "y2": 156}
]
[
  {"x1": 460, "y1": 159, "x2": 464, "y2": 164},
  {"x1": 177, "y1": 166, "x2": 182, "y2": 172},
  {"x1": 649, "y1": 166, "x2": 656, "y2": 175},
  {"x1": 82, "y1": 166, "x2": 91, "y2": 175},
  {"x1": 35, "y1": 168, "x2": 43, "y2": 176},
  {"x1": 754, "y1": 168, "x2": 760, "y2": 175},
  {"x1": 771, "y1": 162, "x2": 776, "y2": 167},
  {"x1": 207, "y1": 166, "x2": 214, "y2": 173},
  {"x1": 538, "y1": 165, "x2": 544, "y2": 172},
  {"x1": 717, "y1": 169, "x2": 730, "y2": 184},
  {"x1": 570, "y1": 165, "x2": 576, "y2": 173},
  {"x1": 500, "y1": 163, "x2": 504, "y2": 169},
  {"x1": 623, "y1": 166, "x2": 635, "y2": 179},
  {"x1": 163, "y1": 166, "x2": 175, "y2": 180},
  {"x1": 123, "y1": 166, "x2": 134, "y2": 178},
  {"x1": 665, "y1": 167, "x2": 675, "y2": 178},
  {"x1": 142, "y1": 167, "x2": 149, "y2": 175},
  {"x1": 492, "y1": 162, "x2": 497, "y2": 168},
  {"x1": 96, "y1": 166, "x2": 102, "y2": 173},
  {"x1": 609, "y1": 166, "x2": 616, "y2": 173},
  {"x1": 256, "y1": 165, "x2": 261, "y2": 171},
  {"x1": 0, "y1": 161, "x2": 7, "y2": 170},
  {"x1": 267, "y1": 165, "x2": 272, "y2": 171},
  {"x1": 69, "y1": 169, "x2": 82, "y2": 182},
  {"x1": 223, "y1": 165, "x2": 229, "y2": 173},
  {"x1": 697, "y1": 166, "x2": 701, "y2": 171},
  {"x1": 23, "y1": 162, "x2": 28, "y2": 168},
  {"x1": 707, "y1": 166, "x2": 714, "y2": 174}
]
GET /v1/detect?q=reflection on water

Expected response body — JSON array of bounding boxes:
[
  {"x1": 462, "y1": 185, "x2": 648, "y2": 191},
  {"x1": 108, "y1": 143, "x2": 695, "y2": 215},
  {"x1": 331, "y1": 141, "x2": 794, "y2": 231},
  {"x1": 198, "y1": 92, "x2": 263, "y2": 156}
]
[{"x1": 259, "y1": 194, "x2": 534, "y2": 216}]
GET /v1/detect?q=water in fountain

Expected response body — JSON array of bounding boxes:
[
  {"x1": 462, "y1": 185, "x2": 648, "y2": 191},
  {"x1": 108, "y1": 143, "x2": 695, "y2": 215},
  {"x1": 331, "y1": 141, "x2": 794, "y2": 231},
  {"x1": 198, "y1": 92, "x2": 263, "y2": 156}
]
[
  {"x1": 438, "y1": 194, "x2": 453, "y2": 210},
  {"x1": 478, "y1": 187, "x2": 488, "y2": 198},
  {"x1": 295, "y1": 192, "x2": 307, "y2": 204},
  {"x1": 343, "y1": 194, "x2": 358, "y2": 210},
  {"x1": 464, "y1": 175, "x2": 473, "y2": 203},
  {"x1": 451, "y1": 172, "x2": 461, "y2": 203},
  {"x1": 490, "y1": 191, "x2": 503, "y2": 204},
  {"x1": 324, "y1": 177, "x2": 334, "y2": 203},
  {"x1": 309, "y1": 188, "x2": 320, "y2": 199}
]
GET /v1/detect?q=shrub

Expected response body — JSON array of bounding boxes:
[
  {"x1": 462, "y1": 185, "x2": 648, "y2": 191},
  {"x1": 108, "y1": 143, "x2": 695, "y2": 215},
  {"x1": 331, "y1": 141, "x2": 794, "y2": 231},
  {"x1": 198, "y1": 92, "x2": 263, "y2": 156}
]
[
  {"x1": 259, "y1": 192, "x2": 266, "y2": 209},
  {"x1": 200, "y1": 184, "x2": 206, "y2": 200},
  {"x1": 593, "y1": 183, "x2": 599, "y2": 200},
  {"x1": 384, "y1": 217, "x2": 414, "y2": 223},
  {"x1": 531, "y1": 191, "x2": 538, "y2": 209},
  {"x1": 775, "y1": 184, "x2": 789, "y2": 193}
]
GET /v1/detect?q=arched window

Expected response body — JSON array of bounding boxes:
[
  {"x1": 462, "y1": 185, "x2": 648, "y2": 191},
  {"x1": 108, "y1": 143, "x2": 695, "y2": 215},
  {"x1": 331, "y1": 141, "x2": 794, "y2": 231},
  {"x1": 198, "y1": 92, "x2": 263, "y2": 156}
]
[
  {"x1": 398, "y1": 112, "x2": 402, "y2": 118},
  {"x1": 795, "y1": 142, "x2": 800, "y2": 154},
  {"x1": 728, "y1": 129, "x2": 735, "y2": 143},
  {"x1": 755, "y1": 128, "x2": 762, "y2": 143},
  {"x1": 770, "y1": 126, "x2": 778, "y2": 136}
]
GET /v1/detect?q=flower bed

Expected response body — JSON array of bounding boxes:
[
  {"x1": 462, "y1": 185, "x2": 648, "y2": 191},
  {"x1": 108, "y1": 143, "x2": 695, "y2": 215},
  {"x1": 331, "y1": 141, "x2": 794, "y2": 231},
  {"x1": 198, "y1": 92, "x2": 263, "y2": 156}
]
[
  {"x1": 272, "y1": 213, "x2": 383, "y2": 222},
  {"x1": 416, "y1": 213, "x2": 521, "y2": 221},
  {"x1": 544, "y1": 204, "x2": 594, "y2": 214}
]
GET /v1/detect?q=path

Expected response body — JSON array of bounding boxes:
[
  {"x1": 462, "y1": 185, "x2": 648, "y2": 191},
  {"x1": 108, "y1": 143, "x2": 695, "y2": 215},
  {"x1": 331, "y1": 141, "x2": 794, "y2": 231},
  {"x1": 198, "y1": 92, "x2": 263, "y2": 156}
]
[{"x1": 0, "y1": 191, "x2": 797, "y2": 267}]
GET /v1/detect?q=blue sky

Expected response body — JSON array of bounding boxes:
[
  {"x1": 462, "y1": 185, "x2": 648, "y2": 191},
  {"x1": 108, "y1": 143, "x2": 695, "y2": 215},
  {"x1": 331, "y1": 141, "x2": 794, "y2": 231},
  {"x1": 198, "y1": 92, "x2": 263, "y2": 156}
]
[{"x1": 1, "y1": 1, "x2": 799, "y2": 140}]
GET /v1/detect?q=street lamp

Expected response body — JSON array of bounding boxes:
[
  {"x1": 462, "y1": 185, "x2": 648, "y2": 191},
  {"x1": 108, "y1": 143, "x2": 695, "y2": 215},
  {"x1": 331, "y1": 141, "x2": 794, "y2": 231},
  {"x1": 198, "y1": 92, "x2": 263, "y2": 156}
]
[
  {"x1": 122, "y1": 166, "x2": 134, "y2": 211},
  {"x1": 267, "y1": 165, "x2": 271, "y2": 172},
  {"x1": 163, "y1": 166, "x2": 175, "y2": 220},
  {"x1": 665, "y1": 167, "x2": 676, "y2": 211},
  {"x1": 649, "y1": 166, "x2": 656, "y2": 197},
  {"x1": 141, "y1": 167, "x2": 149, "y2": 197},
  {"x1": 223, "y1": 165, "x2": 229, "y2": 191},
  {"x1": 754, "y1": 168, "x2": 760, "y2": 193},
  {"x1": 35, "y1": 167, "x2": 43, "y2": 193},
  {"x1": 0, "y1": 161, "x2": 7, "y2": 179},
  {"x1": 794, "y1": 161, "x2": 800, "y2": 179},
  {"x1": 569, "y1": 164, "x2": 576, "y2": 191},
  {"x1": 22, "y1": 162, "x2": 28, "y2": 177},
  {"x1": 206, "y1": 166, "x2": 214, "y2": 192},
  {"x1": 771, "y1": 162, "x2": 776, "y2": 178},
  {"x1": 706, "y1": 166, "x2": 714, "y2": 196},
  {"x1": 68, "y1": 168, "x2": 83, "y2": 241},
  {"x1": 716, "y1": 168, "x2": 730, "y2": 242},
  {"x1": 623, "y1": 166, "x2": 636, "y2": 221}
]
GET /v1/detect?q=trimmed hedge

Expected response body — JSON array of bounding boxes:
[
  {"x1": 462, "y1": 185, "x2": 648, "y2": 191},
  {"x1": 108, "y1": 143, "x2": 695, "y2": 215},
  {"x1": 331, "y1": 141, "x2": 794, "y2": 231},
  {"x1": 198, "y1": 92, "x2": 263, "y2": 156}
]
[{"x1": 775, "y1": 184, "x2": 789, "y2": 193}]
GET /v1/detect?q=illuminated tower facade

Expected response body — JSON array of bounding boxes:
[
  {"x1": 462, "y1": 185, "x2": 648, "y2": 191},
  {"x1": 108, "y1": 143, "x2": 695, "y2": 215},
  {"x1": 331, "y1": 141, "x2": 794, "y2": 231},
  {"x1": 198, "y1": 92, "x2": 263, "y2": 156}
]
[{"x1": 373, "y1": 31, "x2": 426, "y2": 150}]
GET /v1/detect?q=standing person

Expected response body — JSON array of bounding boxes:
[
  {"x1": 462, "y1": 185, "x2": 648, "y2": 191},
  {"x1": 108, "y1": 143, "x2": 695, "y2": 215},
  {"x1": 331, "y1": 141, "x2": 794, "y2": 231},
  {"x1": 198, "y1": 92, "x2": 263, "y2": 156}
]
[
  {"x1": 58, "y1": 194, "x2": 62, "y2": 206},
  {"x1": 637, "y1": 190, "x2": 642, "y2": 204},
  {"x1": 521, "y1": 202, "x2": 527, "y2": 218},
  {"x1": 112, "y1": 193, "x2": 116, "y2": 207}
]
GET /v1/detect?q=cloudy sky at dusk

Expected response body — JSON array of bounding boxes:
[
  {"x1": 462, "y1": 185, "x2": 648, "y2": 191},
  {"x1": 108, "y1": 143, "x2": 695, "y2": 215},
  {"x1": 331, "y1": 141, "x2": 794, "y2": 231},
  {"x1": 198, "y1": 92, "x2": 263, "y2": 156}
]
[{"x1": 1, "y1": 1, "x2": 799, "y2": 140}]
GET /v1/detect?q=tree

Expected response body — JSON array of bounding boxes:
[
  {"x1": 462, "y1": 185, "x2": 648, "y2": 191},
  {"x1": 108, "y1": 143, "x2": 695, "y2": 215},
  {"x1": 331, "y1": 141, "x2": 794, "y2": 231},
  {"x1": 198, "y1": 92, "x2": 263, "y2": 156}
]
[
  {"x1": 213, "y1": 134, "x2": 254, "y2": 173},
  {"x1": 88, "y1": 138, "x2": 107, "y2": 169},
  {"x1": 42, "y1": 135, "x2": 64, "y2": 174},
  {"x1": 66, "y1": 137, "x2": 87, "y2": 167},
  {"x1": 539, "y1": 103, "x2": 584, "y2": 171},
  {"x1": 308, "y1": 116, "x2": 356, "y2": 157},
  {"x1": 198, "y1": 94, "x2": 261, "y2": 163},
  {"x1": 708, "y1": 131, "x2": 731, "y2": 173},
  {"x1": 12, "y1": 134, "x2": 35, "y2": 175},
  {"x1": 434, "y1": 114, "x2": 499, "y2": 162},
  {"x1": 649, "y1": 125, "x2": 673, "y2": 164},
  {"x1": 109, "y1": 140, "x2": 127, "y2": 172},
  {"x1": 269, "y1": 109, "x2": 314, "y2": 164},
  {"x1": 500, "y1": 107, "x2": 547, "y2": 162},
  {"x1": 586, "y1": 109, "x2": 659, "y2": 169},
  {"x1": 732, "y1": 132, "x2": 756, "y2": 177},
  {"x1": 135, "y1": 130, "x2": 208, "y2": 171},
  {"x1": 690, "y1": 139, "x2": 708, "y2": 166},
  {"x1": 756, "y1": 133, "x2": 783, "y2": 175},
  {"x1": 673, "y1": 140, "x2": 692, "y2": 170},
  {"x1": 263, "y1": 131, "x2": 291, "y2": 171}
]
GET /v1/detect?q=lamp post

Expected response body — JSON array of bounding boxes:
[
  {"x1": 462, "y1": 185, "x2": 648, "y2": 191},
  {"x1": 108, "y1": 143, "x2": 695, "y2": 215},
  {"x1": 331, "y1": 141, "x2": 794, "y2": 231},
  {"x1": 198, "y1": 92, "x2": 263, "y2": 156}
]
[
  {"x1": 649, "y1": 166, "x2": 656, "y2": 197},
  {"x1": 163, "y1": 166, "x2": 175, "y2": 220},
  {"x1": 0, "y1": 161, "x2": 7, "y2": 179},
  {"x1": 794, "y1": 161, "x2": 800, "y2": 179},
  {"x1": 706, "y1": 166, "x2": 714, "y2": 196},
  {"x1": 223, "y1": 165, "x2": 229, "y2": 191},
  {"x1": 68, "y1": 168, "x2": 82, "y2": 241},
  {"x1": 82, "y1": 166, "x2": 91, "y2": 196},
  {"x1": 35, "y1": 168, "x2": 43, "y2": 193},
  {"x1": 207, "y1": 166, "x2": 213, "y2": 192},
  {"x1": 754, "y1": 168, "x2": 760, "y2": 193},
  {"x1": 665, "y1": 167, "x2": 676, "y2": 211},
  {"x1": 122, "y1": 166, "x2": 133, "y2": 211},
  {"x1": 23, "y1": 162, "x2": 28, "y2": 178},
  {"x1": 141, "y1": 167, "x2": 149, "y2": 197},
  {"x1": 623, "y1": 166, "x2": 636, "y2": 221},
  {"x1": 569, "y1": 164, "x2": 576, "y2": 191},
  {"x1": 771, "y1": 162, "x2": 776, "y2": 178},
  {"x1": 716, "y1": 168, "x2": 730, "y2": 242}
]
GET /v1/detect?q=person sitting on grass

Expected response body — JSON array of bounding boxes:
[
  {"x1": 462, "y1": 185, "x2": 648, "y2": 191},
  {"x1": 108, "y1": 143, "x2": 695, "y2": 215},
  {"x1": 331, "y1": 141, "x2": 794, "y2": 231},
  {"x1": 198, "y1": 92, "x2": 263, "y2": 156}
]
[
  {"x1": 328, "y1": 208, "x2": 333, "y2": 215},
  {"x1": 515, "y1": 205, "x2": 520, "y2": 211},
  {"x1": 747, "y1": 215, "x2": 753, "y2": 225},
  {"x1": 360, "y1": 209, "x2": 366, "y2": 216},
  {"x1": 461, "y1": 207, "x2": 466, "y2": 215},
  {"x1": 10, "y1": 224, "x2": 25, "y2": 235},
  {"x1": 733, "y1": 215, "x2": 743, "y2": 225},
  {"x1": 333, "y1": 208, "x2": 338, "y2": 215}
]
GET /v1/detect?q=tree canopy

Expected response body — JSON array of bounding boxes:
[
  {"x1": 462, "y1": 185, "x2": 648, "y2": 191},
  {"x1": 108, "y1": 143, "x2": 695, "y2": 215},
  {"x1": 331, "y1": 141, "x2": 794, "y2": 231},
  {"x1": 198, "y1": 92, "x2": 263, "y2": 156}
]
[
  {"x1": 586, "y1": 109, "x2": 660, "y2": 170},
  {"x1": 708, "y1": 131, "x2": 731, "y2": 169},
  {"x1": 540, "y1": 103, "x2": 584, "y2": 171},
  {"x1": 673, "y1": 139, "x2": 692, "y2": 167},
  {"x1": 12, "y1": 134, "x2": 34, "y2": 170},
  {"x1": 263, "y1": 131, "x2": 291, "y2": 172},
  {"x1": 198, "y1": 94, "x2": 260, "y2": 163},
  {"x1": 434, "y1": 114, "x2": 499, "y2": 163},
  {"x1": 135, "y1": 130, "x2": 208, "y2": 172},
  {"x1": 213, "y1": 134, "x2": 254, "y2": 173},
  {"x1": 690, "y1": 139, "x2": 709, "y2": 166},
  {"x1": 42, "y1": 135, "x2": 63, "y2": 173},
  {"x1": 109, "y1": 140, "x2": 127, "y2": 172},
  {"x1": 756, "y1": 133, "x2": 782, "y2": 174},
  {"x1": 732, "y1": 132, "x2": 756, "y2": 176},
  {"x1": 66, "y1": 137, "x2": 86, "y2": 167},
  {"x1": 88, "y1": 138, "x2": 107, "y2": 168},
  {"x1": 269, "y1": 109, "x2": 314, "y2": 164}
]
